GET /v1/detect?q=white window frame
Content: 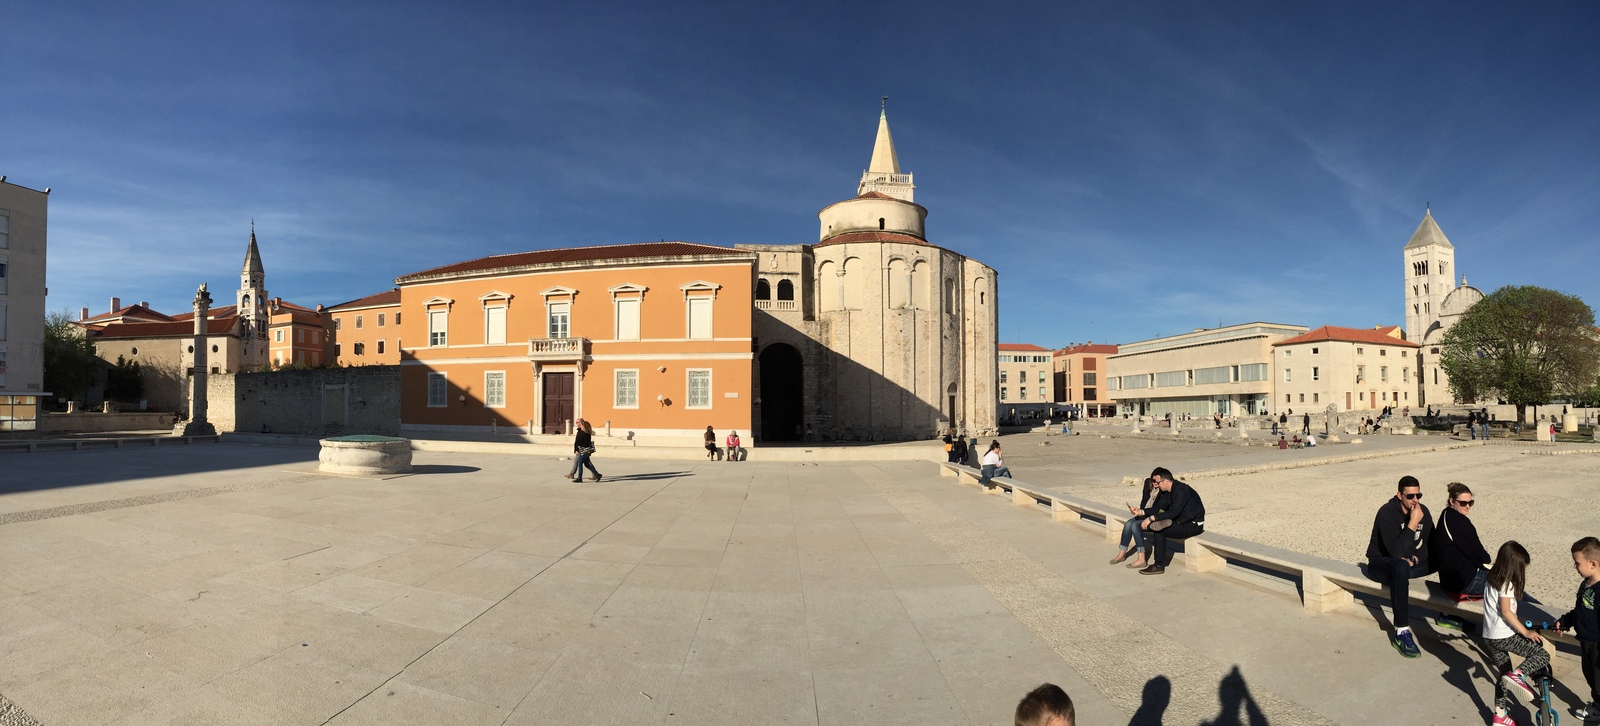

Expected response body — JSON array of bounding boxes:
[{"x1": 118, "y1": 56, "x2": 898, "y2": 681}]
[
  {"x1": 355, "y1": 315, "x2": 363, "y2": 329},
  {"x1": 480, "y1": 291, "x2": 513, "y2": 346},
  {"x1": 484, "y1": 371, "x2": 506, "y2": 408},
  {"x1": 547, "y1": 301, "x2": 571, "y2": 339},
  {"x1": 376, "y1": 339, "x2": 385, "y2": 355},
  {"x1": 1284, "y1": 369, "x2": 1291, "y2": 382},
  {"x1": 484, "y1": 305, "x2": 508, "y2": 345},
  {"x1": 686, "y1": 368, "x2": 712, "y2": 409},
  {"x1": 685, "y1": 296, "x2": 713, "y2": 340},
  {"x1": 274, "y1": 329, "x2": 284, "y2": 343},
  {"x1": 614, "y1": 369, "x2": 639, "y2": 408},
  {"x1": 427, "y1": 372, "x2": 448, "y2": 407},
  {"x1": 377, "y1": 312, "x2": 385, "y2": 327}
]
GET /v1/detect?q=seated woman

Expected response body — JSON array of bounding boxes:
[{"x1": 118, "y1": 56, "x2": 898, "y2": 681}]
[
  {"x1": 1111, "y1": 477, "x2": 1169, "y2": 569},
  {"x1": 977, "y1": 441, "x2": 1010, "y2": 489},
  {"x1": 1430, "y1": 482, "x2": 1491, "y2": 604}
]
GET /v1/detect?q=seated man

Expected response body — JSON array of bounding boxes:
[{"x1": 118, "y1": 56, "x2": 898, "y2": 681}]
[
  {"x1": 1138, "y1": 467, "x2": 1204, "y2": 576},
  {"x1": 1366, "y1": 475, "x2": 1434, "y2": 658}
]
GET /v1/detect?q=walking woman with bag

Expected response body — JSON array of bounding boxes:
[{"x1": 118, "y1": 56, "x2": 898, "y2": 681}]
[{"x1": 567, "y1": 419, "x2": 602, "y2": 483}]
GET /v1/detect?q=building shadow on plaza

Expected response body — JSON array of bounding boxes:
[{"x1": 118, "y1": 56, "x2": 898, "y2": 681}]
[{"x1": 0, "y1": 442, "x2": 319, "y2": 496}]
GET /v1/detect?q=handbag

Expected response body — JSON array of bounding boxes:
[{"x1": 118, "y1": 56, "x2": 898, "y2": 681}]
[
  {"x1": 577, "y1": 445, "x2": 596, "y2": 456},
  {"x1": 1148, "y1": 519, "x2": 1173, "y2": 532}
]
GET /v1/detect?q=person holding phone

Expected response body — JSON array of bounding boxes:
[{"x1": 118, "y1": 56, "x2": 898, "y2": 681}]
[{"x1": 1110, "y1": 477, "x2": 1167, "y2": 569}]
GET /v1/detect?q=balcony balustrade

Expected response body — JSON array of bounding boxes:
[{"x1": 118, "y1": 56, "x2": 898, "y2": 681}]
[
  {"x1": 528, "y1": 336, "x2": 589, "y2": 360},
  {"x1": 754, "y1": 300, "x2": 797, "y2": 311}
]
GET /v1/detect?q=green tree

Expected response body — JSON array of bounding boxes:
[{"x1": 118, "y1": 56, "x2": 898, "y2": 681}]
[
  {"x1": 105, "y1": 355, "x2": 145, "y2": 403},
  {"x1": 43, "y1": 310, "x2": 100, "y2": 405},
  {"x1": 1439, "y1": 285, "x2": 1600, "y2": 424}
]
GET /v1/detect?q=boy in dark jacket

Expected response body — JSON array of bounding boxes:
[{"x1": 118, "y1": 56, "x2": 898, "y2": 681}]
[
  {"x1": 1555, "y1": 536, "x2": 1600, "y2": 722},
  {"x1": 1366, "y1": 475, "x2": 1434, "y2": 658}
]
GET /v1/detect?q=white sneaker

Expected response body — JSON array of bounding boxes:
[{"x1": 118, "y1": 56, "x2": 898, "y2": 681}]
[{"x1": 1574, "y1": 702, "x2": 1600, "y2": 722}]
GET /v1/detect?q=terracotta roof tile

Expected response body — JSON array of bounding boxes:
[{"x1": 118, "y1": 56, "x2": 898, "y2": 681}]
[
  {"x1": 814, "y1": 231, "x2": 926, "y2": 247},
  {"x1": 1274, "y1": 325, "x2": 1420, "y2": 348},
  {"x1": 79, "y1": 304, "x2": 175, "y2": 324},
  {"x1": 170, "y1": 305, "x2": 238, "y2": 322},
  {"x1": 999, "y1": 343, "x2": 1053, "y2": 352},
  {"x1": 1055, "y1": 343, "x2": 1119, "y2": 355},
  {"x1": 856, "y1": 191, "x2": 896, "y2": 200},
  {"x1": 328, "y1": 289, "x2": 401, "y2": 310},
  {"x1": 398, "y1": 242, "x2": 751, "y2": 282},
  {"x1": 93, "y1": 318, "x2": 238, "y2": 339}
]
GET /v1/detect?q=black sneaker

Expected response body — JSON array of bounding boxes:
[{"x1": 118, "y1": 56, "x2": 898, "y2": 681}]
[{"x1": 1391, "y1": 629, "x2": 1421, "y2": 658}]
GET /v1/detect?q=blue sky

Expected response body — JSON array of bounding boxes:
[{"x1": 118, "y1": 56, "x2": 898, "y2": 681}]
[{"x1": 4, "y1": 1, "x2": 1597, "y2": 347}]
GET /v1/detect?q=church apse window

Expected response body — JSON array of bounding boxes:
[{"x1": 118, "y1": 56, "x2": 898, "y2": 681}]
[
  {"x1": 878, "y1": 218, "x2": 885, "y2": 230},
  {"x1": 887, "y1": 259, "x2": 909, "y2": 308},
  {"x1": 911, "y1": 261, "x2": 929, "y2": 309},
  {"x1": 817, "y1": 261, "x2": 838, "y2": 310},
  {"x1": 756, "y1": 279, "x2": 771, "y2": 300}
]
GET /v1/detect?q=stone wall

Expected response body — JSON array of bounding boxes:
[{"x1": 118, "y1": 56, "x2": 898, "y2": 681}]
[
  {"x1": 207, "y1": 366, "x2": 401, "y2": 436},
  {"x1": 39, "y1": 411, "x2": 176, "y2": 433}
]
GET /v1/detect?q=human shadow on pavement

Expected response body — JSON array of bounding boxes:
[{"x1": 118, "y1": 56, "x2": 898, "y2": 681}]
[
  {"x1": 411, "y1": 464, "x2": 481, "y2": 474},
  {"x1": 1129, "y1": 675, "x2": 1170, "y2": 726},
  {"x1": 1415, "y1": 629, "x2": 1493, "y2": 716},
  {"x1": 1199, "y1": 665, "x2": 1268, "y2": 726},
  {"x1": 595, "y1": 471, "x2": 693, "y2": 482}
]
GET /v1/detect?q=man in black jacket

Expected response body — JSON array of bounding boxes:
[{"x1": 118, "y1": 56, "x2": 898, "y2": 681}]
[
  {"x1": 1366, "y1": 475, "x2": 1434, "y2": 658},
  {"x1": 1139, "y1": 467, "x2": 1204, "y2": 576}
]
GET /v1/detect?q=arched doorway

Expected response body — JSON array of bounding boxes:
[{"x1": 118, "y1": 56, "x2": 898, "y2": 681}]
[{"x1": 759, "y1": 343, "x2": 803, "y2": 441}]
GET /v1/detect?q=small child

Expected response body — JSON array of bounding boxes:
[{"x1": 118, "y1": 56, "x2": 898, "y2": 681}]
[
  {"x1": 1482, "y1": 540, "x2": 1551, "y2": 725},
  {"x1": 1554, "y1": 536, "x2": 1600, "y2": 722}
]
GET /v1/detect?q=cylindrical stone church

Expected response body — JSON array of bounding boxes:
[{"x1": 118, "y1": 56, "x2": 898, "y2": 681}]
[{"x1": 741, "y1": 108, "x2": 999, "y2": 442}]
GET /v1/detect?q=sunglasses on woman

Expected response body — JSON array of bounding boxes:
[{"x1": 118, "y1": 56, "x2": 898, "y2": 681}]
[{"x1": 1454, "y1": 499, "x2": 1474, "y2": 507}]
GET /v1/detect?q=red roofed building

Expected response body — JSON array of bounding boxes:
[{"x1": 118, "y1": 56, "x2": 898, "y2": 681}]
[
  {"x1": 78, "y1": 229, "x2": 332, "y2": 412},
  {"x1": 1271, "y1": 325, "x2": 1420, "y2": 412},
  {"x1": 998, "y1": 344, "x2": 1053, "y2": 420},
  {"x1": 1053, "y1": 343, "x2": 1120, "y2": 417},
  {"x1": 327, "y1": 289, "x2": 402, "y2": 366}
]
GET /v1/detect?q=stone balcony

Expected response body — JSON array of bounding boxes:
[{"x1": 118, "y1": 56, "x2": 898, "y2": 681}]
[
  {"x1": 528, "y1": 336, "x2": 589, "y2": 361},
  {"x1": 754, "y1": 299, "x2": 797, "y2": 312}
]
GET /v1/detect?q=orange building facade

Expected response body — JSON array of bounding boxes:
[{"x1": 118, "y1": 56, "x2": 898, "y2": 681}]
[
  {"x1": 264, "y1": 299, "x2": 331, "y2": 368},
  {"x1": 395, "y1": 242, "x2": 755, "y2": 441},
  {"x1": 327, "y1": 289, "x2": 402, "y2": 366},
  {"x1": 1053, "y1": 343, "x2": 1119, "y2": 417}
]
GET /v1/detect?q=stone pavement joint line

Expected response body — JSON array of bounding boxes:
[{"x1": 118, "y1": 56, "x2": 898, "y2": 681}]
[
  {"x1": 0, "y1": 475, "x2": 321, "y2": 526},
  {"x1": 853, "y1": 465, "x2": 1338, "y2": 726},
  {"x1": 0, "y1": 692, "x2": 41, "y2": 726}
]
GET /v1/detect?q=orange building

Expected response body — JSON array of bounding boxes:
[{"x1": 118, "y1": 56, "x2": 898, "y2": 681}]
[
  {"x1": 395, "y1": 242, "x2": 755, "y2": 440},
  {"x1": 1053, "y1": 343, "x2": 1119, "y2": 417},
  {"x1": 327, "y1": 289, "x2": 401, "y2": 366},
  {"x1": 263, "y1": 298, "x2": 331, "y2": 368}
]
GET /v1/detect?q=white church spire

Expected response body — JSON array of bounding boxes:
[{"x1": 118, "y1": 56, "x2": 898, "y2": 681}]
[{"x1": 857, "y1": 98, "x2": 915, "y2": 202}]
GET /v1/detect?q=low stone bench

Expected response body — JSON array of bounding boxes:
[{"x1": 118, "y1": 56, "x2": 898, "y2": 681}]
[
  {"x1": 937, "y1": 462, "x2": 1578, "y2": 646},
  {"x1": 319, "y1": 435, "x2": 413, "y2": 475}
]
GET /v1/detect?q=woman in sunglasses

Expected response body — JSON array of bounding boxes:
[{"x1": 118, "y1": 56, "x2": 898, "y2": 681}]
[{"x1": 1430, "y1": 483, "x2": 1492, "y2": 616}]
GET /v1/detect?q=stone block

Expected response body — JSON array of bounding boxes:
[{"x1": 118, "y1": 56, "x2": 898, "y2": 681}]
[
  {"x1": 1563, "y1": 413, "x2": 1578, "y2": 433},
  {"x1": 1301, "y1": 569, "x2": 1354, "y2": 613}
]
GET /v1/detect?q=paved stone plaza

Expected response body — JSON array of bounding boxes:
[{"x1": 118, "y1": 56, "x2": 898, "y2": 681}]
[{"x1": 0, "y1": 440, "x2": 1593, "y2": 724}]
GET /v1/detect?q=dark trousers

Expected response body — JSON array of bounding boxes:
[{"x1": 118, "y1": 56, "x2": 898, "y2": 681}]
[
  {"x1": 1583, "y1": 640, "x2": 1600, "y2": 706},
  {"x1": 1149, "y1": 522, "x2": 1203, "y2": 566},
  {"x1": 1366, "y1": 557, "x2": 1432, "y2": 629}
]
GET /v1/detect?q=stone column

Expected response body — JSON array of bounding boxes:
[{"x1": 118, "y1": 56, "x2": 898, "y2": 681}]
[{"x1": 178, "y1": 283, "x2": 218, "y2": 436}]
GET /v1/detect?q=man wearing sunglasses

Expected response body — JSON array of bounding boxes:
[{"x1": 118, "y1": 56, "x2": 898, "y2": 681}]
[{"x1": 1367, "y1": 475, "x2": 1435, "y2": 658}]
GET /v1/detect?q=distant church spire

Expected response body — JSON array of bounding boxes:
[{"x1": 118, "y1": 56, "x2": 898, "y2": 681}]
[
  {"x1": 858, "y1": 100, "x2": 915, "y2": 202},
  {"x1": 243, "y1": 227, "x2": 264, "y2": 275}
]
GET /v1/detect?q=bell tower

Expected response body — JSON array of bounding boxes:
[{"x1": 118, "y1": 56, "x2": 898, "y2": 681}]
[
  {"x1": 1402, "y1": 208, "x2": 1454, "y2": 343},
  {"x1": 856, "y1": 98, "x2": 915, "y2": 202},
  {"x1": 237, "y1": 227, "x2": 268, "y2": 344}
]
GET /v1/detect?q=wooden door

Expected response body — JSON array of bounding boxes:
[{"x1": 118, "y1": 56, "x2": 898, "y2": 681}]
[
  {"x1": 1346, "y1": 392, "x2": 1352, "y2": 411},
  {"x1": 542, "y1": 372, "x2": 575, "y2": 434}
]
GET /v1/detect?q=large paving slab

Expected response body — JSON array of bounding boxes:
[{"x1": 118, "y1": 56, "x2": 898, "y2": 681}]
[{"x1": 0, "y1": 442, "x2": 1586, "y2": 724}]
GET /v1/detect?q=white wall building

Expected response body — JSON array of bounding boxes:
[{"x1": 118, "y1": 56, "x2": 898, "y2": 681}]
[{"x1": 0, "y1": 177, "x2": 48, "y2": 431}]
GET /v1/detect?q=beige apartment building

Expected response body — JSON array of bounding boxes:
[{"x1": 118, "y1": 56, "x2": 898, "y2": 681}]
[
  {"x1": 1108, "y1": 322, "x2": 1306, "y2": 418},
  {"x1": 1272, "y1": 325, "x2": 1419, "y2": 412},
  {"x1": 327, "y1": 289, "x2": 401, "y2": 366},
  {"x1": 0, "y1": 177, "x2": 49, "y2": 431},
  {"x1": 998, "y1": 343, "x2": 1053, "y2": 420},
  {"x1": 1053, "y1": 343, "x2": 1118, "y2": 417}
]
